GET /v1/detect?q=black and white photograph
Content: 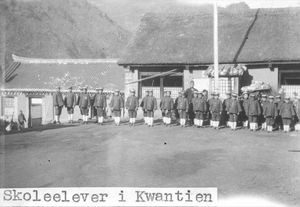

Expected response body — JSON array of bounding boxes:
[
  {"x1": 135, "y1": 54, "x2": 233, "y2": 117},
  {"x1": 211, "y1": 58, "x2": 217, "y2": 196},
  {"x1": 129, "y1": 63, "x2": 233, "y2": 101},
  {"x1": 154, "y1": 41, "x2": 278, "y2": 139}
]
[{"x1": 0, "y1": 0, "x2": 300, "y2": 206}]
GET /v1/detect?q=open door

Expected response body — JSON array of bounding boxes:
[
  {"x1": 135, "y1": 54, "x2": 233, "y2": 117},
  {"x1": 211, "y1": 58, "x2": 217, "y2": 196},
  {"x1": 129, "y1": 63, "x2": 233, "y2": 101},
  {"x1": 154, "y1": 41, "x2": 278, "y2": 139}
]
[{"x1": 29, "y1": 97, "x2": 43, "y2": 128}]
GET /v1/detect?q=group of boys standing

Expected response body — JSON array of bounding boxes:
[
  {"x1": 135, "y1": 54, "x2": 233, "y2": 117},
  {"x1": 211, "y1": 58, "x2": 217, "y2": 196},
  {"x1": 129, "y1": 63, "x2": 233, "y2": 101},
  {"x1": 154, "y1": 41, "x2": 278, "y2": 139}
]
[
  {"x1": 144, "y1": 80, "x2": 300, "y2": 132},
  {"x1": 52, "y1": 82, "x2": 300, "y2": 132},
  {"x1": 239, "y1": 92, "x2": 299, "y2": 132},
  {"x1": 53, "y1": 86, "x2": 107, "y2": 125},
  {"x1": 181, "y1": 81, "x2": 300, "y2": 133},
  {"x1": 53, "y1": 86, "x2": 139, "y2": 126}
]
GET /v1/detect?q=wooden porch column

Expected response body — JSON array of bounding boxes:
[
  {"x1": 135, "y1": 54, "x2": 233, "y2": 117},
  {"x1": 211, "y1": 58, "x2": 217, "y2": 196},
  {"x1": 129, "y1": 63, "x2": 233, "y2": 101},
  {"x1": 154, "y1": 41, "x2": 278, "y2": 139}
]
[
  {"x1": 138, "y1": 71, "x2": 142, "y2": 98},
  {"x1": 160, "y1": 76, "x2": 164, "y2": 99}
]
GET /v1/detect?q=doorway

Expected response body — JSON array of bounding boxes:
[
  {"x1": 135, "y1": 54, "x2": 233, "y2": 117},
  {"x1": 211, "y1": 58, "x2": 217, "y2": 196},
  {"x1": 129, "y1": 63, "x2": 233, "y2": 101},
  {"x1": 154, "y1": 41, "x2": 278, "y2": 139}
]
[{"x1": 29, "y1": 97, "x2": 43, "y2": 128}]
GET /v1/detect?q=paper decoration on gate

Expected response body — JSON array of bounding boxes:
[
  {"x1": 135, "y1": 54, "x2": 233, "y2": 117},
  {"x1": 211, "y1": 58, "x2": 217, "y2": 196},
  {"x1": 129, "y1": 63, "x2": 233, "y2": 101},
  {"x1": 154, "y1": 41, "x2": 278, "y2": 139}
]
[
  {"x1": 206, "y1": 64, "x2": 247, "y2": 77},
  {"x1": 241, "y1": 81, "x2": 271, "y2": 92}
]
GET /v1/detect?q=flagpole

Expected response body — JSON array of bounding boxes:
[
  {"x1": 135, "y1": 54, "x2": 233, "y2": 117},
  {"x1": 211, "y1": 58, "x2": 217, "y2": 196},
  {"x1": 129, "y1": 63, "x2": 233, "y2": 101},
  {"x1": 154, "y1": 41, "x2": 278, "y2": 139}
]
[{"x1": 213, "y1": 0, "x2": 219, "y2": 92}]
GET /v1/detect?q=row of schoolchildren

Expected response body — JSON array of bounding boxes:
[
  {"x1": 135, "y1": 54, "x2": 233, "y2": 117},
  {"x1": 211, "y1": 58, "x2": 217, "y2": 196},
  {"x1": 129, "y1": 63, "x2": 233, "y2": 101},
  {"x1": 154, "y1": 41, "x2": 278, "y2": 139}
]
[
  {"x1": 53, "y1": 86, "x2": 300, "y2": 131},
  {"x1": 141, "y1": 89, "x2": 300, "y2": 132},
  {"x1": 53, "y1": 86, "x2": 122, "y2": 125},
  {"x1": 223, "y1": 92, "x2": 300, "y2": 132},
  {"x1": 53, "y1": 86, "x2": 143, "y2": 126},
  {"x1": 53, "y1": 86, "x2": 178, "y2": 126},
  {"x1": 53, "y1": 85, "x2": 178, "y2": 127}
]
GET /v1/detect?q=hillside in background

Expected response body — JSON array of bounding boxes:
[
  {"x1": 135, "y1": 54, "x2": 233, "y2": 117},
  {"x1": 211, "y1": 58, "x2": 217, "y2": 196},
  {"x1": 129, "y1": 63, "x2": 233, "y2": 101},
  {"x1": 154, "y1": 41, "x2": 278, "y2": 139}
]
[
  {"x1": 88, "y1": 0, "x2": 213, "y2": 33},
  {"x1": 0, "y1": 0, "x2": 130, "y2": 66},
  {"x1": 87, "y1": 0, "x2": 175, "y2": 33}
]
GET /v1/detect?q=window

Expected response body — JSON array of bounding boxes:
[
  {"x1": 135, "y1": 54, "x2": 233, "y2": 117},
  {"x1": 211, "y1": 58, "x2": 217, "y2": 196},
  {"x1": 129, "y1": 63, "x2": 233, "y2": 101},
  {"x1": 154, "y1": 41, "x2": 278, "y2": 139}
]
[
  {"x1": 141, "y1": 76, "x2": 160, "y2": 87},
  {"x1": 139, "y1": 71, "x2": 183, "y2": 99},
  {"x1": 141, "y1": 75, "x2": 183, "y2": 87},
  {"x1": 280, "y1": 72, "x2": 300, "y2": 98},
  {"x1": 164, "y1": 76, "x2": 183, "y2": 87},
  {"x1": 281, "y1": 73, "x2": 300, "y2": 85},
  {"x1": 3, "y1": 97, "x2": 15, "y2": 117},
  {"x1": 211, "y1": 78, "x2": 234, "y2": 95}
]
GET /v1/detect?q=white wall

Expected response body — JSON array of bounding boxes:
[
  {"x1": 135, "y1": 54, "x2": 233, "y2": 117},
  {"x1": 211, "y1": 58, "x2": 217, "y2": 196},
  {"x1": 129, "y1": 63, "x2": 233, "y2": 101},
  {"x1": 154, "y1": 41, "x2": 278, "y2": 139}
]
[{"x1": 247, "y1": 67, "x2": 279, "y2": 92}]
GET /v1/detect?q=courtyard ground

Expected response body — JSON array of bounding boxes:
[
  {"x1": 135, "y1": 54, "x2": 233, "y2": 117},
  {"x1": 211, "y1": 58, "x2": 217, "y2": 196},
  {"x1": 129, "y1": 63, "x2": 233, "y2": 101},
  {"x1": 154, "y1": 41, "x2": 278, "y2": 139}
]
[{"x1": 0, "y1": 120, "x2": 300, "y2": 206}]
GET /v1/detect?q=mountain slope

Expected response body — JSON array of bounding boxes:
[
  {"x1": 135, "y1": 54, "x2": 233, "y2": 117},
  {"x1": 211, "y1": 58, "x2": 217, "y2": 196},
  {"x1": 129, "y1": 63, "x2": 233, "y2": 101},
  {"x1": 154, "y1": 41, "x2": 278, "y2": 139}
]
[
  {"x1": 88, "y1": 0, "x2": 212, "y2": 33},
  {"x1": 1, "y1": 0, "x2": 130, "y2": 66}
]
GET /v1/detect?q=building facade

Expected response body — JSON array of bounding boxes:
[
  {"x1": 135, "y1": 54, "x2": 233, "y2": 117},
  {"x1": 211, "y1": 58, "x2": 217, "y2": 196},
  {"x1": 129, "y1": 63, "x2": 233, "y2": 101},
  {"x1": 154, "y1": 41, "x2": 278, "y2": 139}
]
[
  {"x1": 1, "y1": 55, "x2": 125, "y2": 127},
  {"x1": 119, "y1": 7, "x2": 300, "y2": 99}
]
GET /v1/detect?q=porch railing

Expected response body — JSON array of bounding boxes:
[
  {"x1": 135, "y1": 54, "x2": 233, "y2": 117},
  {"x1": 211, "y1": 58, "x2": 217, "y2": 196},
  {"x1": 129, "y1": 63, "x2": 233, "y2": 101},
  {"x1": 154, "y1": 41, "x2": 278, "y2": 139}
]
[{"x1": 141, "y1": 87, "x2": 183, "y2": 99}]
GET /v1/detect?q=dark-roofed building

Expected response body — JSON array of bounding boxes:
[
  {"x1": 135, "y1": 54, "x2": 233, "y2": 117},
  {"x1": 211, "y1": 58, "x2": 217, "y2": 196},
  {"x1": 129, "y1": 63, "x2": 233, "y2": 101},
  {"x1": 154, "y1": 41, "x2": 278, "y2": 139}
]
[
  {"x1": 1, "y1": 55, "x2": 124, "y2": 127},
  {"x1": 119, "y1": 7, "x2": 300, "y2": 99}
]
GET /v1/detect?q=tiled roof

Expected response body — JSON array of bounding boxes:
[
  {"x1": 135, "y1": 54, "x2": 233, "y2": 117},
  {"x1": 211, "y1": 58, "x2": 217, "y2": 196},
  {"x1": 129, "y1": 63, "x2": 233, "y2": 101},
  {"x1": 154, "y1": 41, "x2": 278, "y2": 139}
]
[
  {"x1": 3, "y1": 60, "x2": 124, "y2": 91},
  {"x1": 5, "y1": 62, "x2": 21, "y2": 81}
]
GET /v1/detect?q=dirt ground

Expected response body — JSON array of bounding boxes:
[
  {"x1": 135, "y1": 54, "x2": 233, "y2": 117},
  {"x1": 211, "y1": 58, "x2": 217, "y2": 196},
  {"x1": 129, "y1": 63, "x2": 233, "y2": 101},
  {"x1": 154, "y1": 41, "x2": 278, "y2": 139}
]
[{"x1": 1, "y1": 120, "x2": 300, "y2": 206}]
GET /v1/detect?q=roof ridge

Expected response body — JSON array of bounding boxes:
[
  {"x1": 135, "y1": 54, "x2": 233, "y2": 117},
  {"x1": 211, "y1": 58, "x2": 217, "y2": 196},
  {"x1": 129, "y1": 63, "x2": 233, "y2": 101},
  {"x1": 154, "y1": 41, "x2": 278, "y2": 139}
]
[
  {"x1": 232, "y1": 9, "x2": 260, "y2": 63},
  {"x1": 12, "y1": 54, "x2": 119, "y2": 64}
]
